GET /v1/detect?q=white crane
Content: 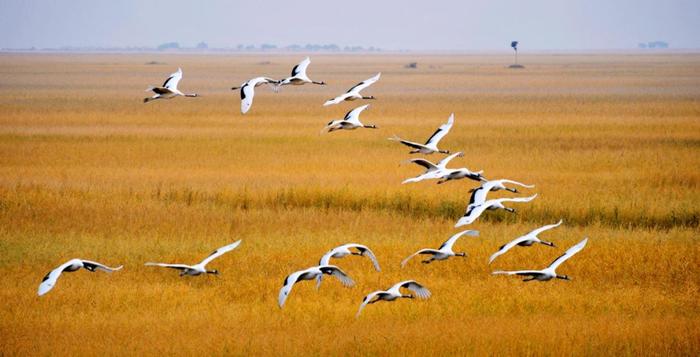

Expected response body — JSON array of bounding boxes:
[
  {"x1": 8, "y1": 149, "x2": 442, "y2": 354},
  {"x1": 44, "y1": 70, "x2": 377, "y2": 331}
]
[
  {"x1": 322, "y1": 104, "x2": 377, "y2": 133},
  {"x1": 402, "y1": 152, "x2": 484, "y2": 184},
  {"x1": 389, "y1": 113, "x2": 454, "y2": 154},
  {"x1": 466, "y1": 179, "x2": 535, "y2": 208},
  {"x1": 317, "y1": 243, "x2": 380, "y2": 289},
  {"x1": 492, "y1": 237, "x2": 588, "y2": 281},
  {"x1": 38, "y1": 259, "x2": 123, "y2": 296},
  {"x1": 323, "y1": 73, "x2": 381, "y2": 106},
  {"x1": 278, "y1": 57, "x2": 325, "y2": 87},
  {"x1": 144, "y1": 68, "x2": 199, "y2": 103},
  {"x1": 489, "y1": 220, "x2": 562, "y2": 264},
  {"x1": 231, "y1": 77, "x2": 279, "y2": 114},
  {"x1": 278, "y1": 265, "x2": 354, "y2": 307},
  {"x1": 455, "y1": 194, "x2": 538, "y2": 227},
  {"x1": 356, "y1": 280, "x2": 431, "y2": 317},
  {"x1": 145, "y1": 240, "x2": 241, "y2": 276},
  {"x1": 401, "y1": 230, "x2": 479, "y2": 267}
]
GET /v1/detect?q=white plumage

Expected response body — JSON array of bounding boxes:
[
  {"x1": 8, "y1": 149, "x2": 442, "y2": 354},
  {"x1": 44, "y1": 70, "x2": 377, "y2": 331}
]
[
  {"x1": 38, "y1": 259, "x2": 123, "y2": 296},
  {"x1": 322, "y1": 104, "x2": 377, "y2": 133},
  {"x1": 144, "y1": 68, "x2": 199, "y2": 103},
  {"x1": 493, "y1": 237, "x2": 588, "y2": 281},
  {"x1": 323, "y1": 73, "x2": 381, "y2": 106},
  {"x1": 489, "y1": 220, "x2": 562, "y2": 264},
  {"x1": 317, "y1": 243, "x2": 380, "y2": 289},
  {"x1": 356, "y1": 280, "x2": 431, "y2": 317},
  {"x1": 455, "y1": 194, "x2": 538, "y2": 227},
  {"x1": 231, "y1": 77, "x2": 279, "y2": 114},
  {"x1": 278, "y1": 57, "x2": 326, "y2": 87},
  {"x1": 145, "y1": 240, "x2": 241, "y2": 276},
  {"x1": 278, "y1": 265, "x2": 354, "y2": 308},
  {"x1": 401, "y1": 230, "x2": 479, "y2": 267},
  {"x1": 389, "y1": 113, "x2": 454, "y2": 154}
]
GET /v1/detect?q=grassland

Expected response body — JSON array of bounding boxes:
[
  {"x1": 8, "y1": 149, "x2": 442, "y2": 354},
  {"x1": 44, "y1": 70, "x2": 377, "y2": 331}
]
[{"x1": 0, "y1": 52, "x2": 698, "y2": 355}]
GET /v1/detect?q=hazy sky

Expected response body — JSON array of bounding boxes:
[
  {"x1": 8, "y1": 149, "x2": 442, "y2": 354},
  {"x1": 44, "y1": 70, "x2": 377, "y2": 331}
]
[{"x1": 1, "y1": 0, "x2": 699, "y2": 50}]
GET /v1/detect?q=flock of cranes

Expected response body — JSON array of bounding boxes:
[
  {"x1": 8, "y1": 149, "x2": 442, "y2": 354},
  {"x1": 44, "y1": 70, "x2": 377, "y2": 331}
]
[{"x1": 42, "y1": 57, "x2": 589, "y2": 318}]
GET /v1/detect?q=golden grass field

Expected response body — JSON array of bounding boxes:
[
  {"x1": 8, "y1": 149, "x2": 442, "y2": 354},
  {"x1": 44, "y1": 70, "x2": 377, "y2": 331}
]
[{"x1": 0, "y1": 52, "x2": 699, "y2": 355}]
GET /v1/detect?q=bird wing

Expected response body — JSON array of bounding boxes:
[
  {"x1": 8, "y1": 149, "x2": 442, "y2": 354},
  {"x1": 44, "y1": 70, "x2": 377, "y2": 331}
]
[
  {"x1": 547, "y1": 237, "x2": 588, "y2": 271},
  {"x1": 468, "y1": 186, "x2": 489, "y2": 206},
  {"x1": 240, "y1": 82, "x2": 255, "y2": 114},
  {"x1": 436, "y1": 151, "x2": 463, "y2": 168},
  {"x1": 438, "y1": 230, "x2": 480, "y2": 251},
  {"x1": 291, "y1": 57, "x2": 310, "y2": 77},
  {"x1": 498, "y1": 179, "x2": 535, "y2": 189},
  {"x1": 389, "y1": 135, "x2": 429, "y2": 150},
  {"x1": 321, "y1": 119, "x2": 344, "y2": 133},
  {"x1": 278, "y1": 270, "x2": 305, "y2": 308},
  {"x1": 162, "y1": 68, "x2": 183, "y2": 90},
  {"x1": 528, "y1": 219, "x2": 563, "y2": 238},
  {"x1": 492, "y1": 270, "x2": 542, "y2": 276},
  {"x1": 319, "y1": 265, "x2": 355, "y2": 287},
  {"x1": 37, "y1": 259, "x2": 79, "y2": 296},
  {"x1": 345, "y1": 72, "x2": 381, "y2": 94},
  {"x1": 496, "y1": 194, "x2": 538, "y2": 205},
  {"x1": 323, "y1": 93, "x2": 349, "y2": 106},
  {"x1": 198, "y1": 240, "x2": 242, "y2": 267},
  {"x1": 144, "y1": 263, "x2": 192, "y2": 270},
  {"x1": 408, "y1": 158, "x2": 439, "y2": 172},
  {"x1": 80, "y1": 260, "x2": 123, "y2": 273},
  {"x1": 455, "y1": 203, "x2": 490, "y2": 227},
  {"x1": 356, "y1": 290, "x2": 384, "y2": 317},
  {"x1": 343, "y1": 104, "x2": 370, "y2": 125},
  {"x1": 353, "y1": 244, "x2": 381, "y2": 272},
  {"x1": 400, "y1": 249, "x2": 441, "y2": 267},
  {"x1": 489, "y1": 236, "x2": 531, "y2": 264},
  {"x1": 398, "y1": 280, "x2": 431, "y2": 299},
  {"x1": 424, "y1": 113, "x2": 454, "y2": 146}
]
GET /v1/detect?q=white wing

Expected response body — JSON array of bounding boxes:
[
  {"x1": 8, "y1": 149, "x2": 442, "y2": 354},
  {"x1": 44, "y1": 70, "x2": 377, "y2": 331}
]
[
  {"x1": 198, "y1": 240, "x2": 242, "y2": 267},
  {"x1": 162, "y1": 68, "x2": 183, "y2": 90},
  {"x1": 345, "y1": 73, "x2": 381, "y2": 95},
  {"x1": 528, "y1": 219, "x2": 563, "y2": 238},
  {"x1": 319, "y1": 265, "x2": 355, "y2": 287},
  {"x1": 437, "y1": 151, "x2": 463, "y2": 168},
  {"x1": 489, "y1": 236, "x2": 533, "y2": 264},
  {"x1": 498, "y1": 179, "x2": 535, "y2": 189},
  {"x1": 495, "y1": 194, "x2": 538, "y2": 205},
  {"x1": 547, "y1": 237, "x2": 588, "y2": 270},
  {"x1": 438, "y1": 230, "x2": 479, "y2": 251},
  {"x1": 145, "y1": 263, "x2": 193, "y2": 270},
  {"x1": 424, "y1": 113, "x2": 454, "y2": 146},
  {"x1": 343, "y1": 104, "x2": 370, "y2": 125},
  {"x1": 400, "y1": 249, "x2": 441, "y2": 267},
  {"x1": 240, "y1": 82, "x2": 255, "y2": 114},
  {"x1": 80, "y1": 260, "x2": 123, "y2": 273},
  {"x1": 397, "y1": 280, "x2": 431, "y2": 299},
  {"x1": 278, "y1": 270, "x2": 305, "y2": 308},
  {"x1": 407, "y1": 158, "x2": 439, "y2": 172},
  {"x1": 315, "y1": 249, "x2": 336, "y2": 289},
  {"x1": 350, "y1": 244, "x2": 381, "y2": 271},
  {"x1": 389, "y1": 135, "x2": 430, "y2": 151},
  {"x1": 38, "y1": 259, "x2": 79, "y2": 296},
  {"x1": 323, "y1": 93, "x2": 350, "y2": 106},
  {"x1": 356, "y1": 290, "x2": 383, "y2": 317},
  {"x1": 492, "y1": 270, "x2": 543, "y2": 276},
  {"x1": 455, "y1": 203, "x2": 490, "y2": 227},
  {"x1": 291, "y1": 57, "x2": 310, "y2": 77}
]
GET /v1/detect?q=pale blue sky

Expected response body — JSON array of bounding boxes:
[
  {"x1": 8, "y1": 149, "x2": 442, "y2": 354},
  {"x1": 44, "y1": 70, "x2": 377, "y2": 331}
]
[{"x1": 1, "y1": 0, "x2": 698, "y2": 50}]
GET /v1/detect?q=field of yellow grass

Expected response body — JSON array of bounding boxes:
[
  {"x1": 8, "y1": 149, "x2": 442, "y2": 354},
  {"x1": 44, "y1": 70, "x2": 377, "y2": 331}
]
[{"x1": 0, "y1": 52, "x2": 698, "y2": 355}]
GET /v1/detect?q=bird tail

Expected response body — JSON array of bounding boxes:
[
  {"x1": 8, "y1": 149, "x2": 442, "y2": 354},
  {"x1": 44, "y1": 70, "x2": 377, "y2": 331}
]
[{"x1": 144, "y1": 86, "x2": 155, "y2": 92}]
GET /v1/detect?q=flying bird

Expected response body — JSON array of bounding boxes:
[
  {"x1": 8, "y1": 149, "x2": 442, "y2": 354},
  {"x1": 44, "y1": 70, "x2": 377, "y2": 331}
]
[
  {"x1": 489, "y1": 220, "x2": 562, "y2": 264},
  {"x1": 389, "y1": 113, "x2": 454, "y2": 154},
  {"x1": 317, "y1": 243, "x2": 380, "y2": 289},
  {"x1": 145, "y1": 240, "x2": 241, "y2": 276},
  {"x1": 322, "y1": 104, "x2": 377, "y2": 133},
  {"x1": 278, "y1": 57, "x2": 326, "y2": 87},
  {"x1": 492, "y1": 237, "x2": 588, "y2": 282},
  {"x1": 455, "y1": 194, "x2": 538, "y2": 227},
  {"x1": 356, "y1": 280, "x2": 431, "y2": 317},
  {"x1": 401, "y1": 230, "x2": 479, "y2": 267},
  {"x1": 231, "y1": 77, "x2": 279, "y2": 114},
  {"x1": 401, "y1": 152, "x2": 468, "y2": 184},
  {"x1": 38, "y1": 259, "x2": 123, "y2": 296},
  {"x1": 278, "y1": 265, "x2": 354, "y2": 308},
  {"x1": 466, "y1": 179, "x2": 535, "y2": 208},
  {"x1": 323, "y1": 73, "x2": 381, "y2": 106},
  {"x1": 144, "y1": 68, "x2": 199, "y2": 103}
]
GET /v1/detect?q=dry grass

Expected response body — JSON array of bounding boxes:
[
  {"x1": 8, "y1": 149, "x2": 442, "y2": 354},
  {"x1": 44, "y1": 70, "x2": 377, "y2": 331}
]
[{"x1": 0, "y1": 52, "x2": 699, "y2": 355}]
